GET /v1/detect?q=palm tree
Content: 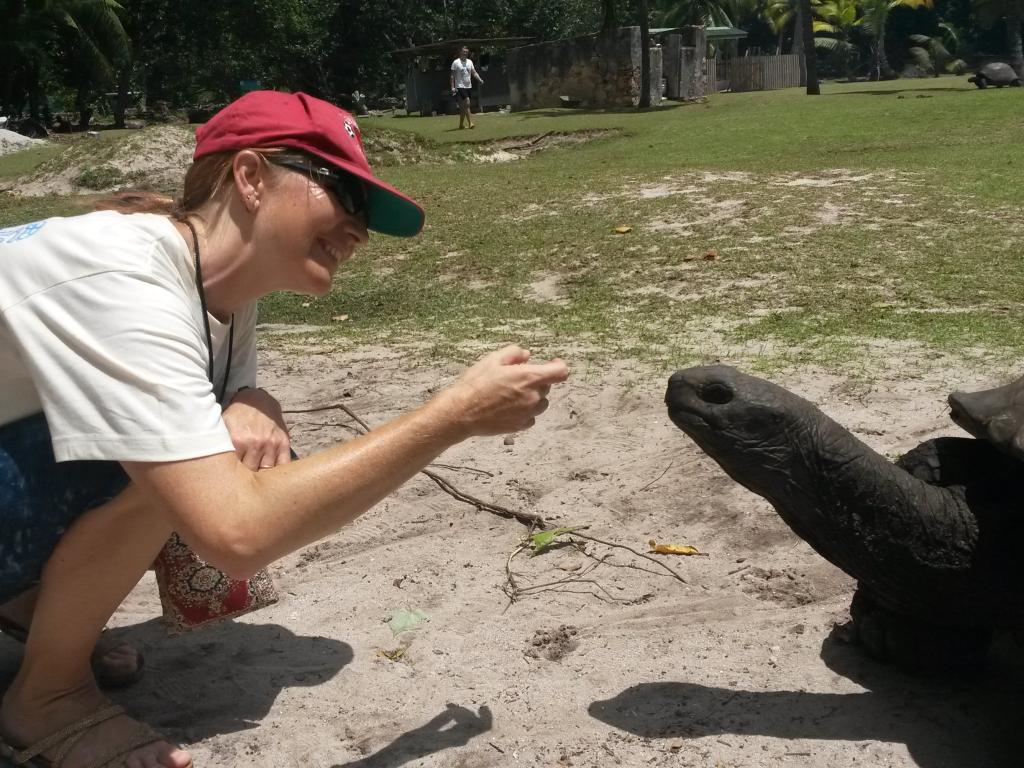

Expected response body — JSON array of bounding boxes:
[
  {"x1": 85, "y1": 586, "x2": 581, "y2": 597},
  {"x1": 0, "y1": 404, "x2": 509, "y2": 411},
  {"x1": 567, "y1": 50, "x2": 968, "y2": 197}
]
[
  {"x1": 765, "y1": 0, "x2": 800, "y2": 51},
  {"x1": 655, "y1": 0, "x2": 741, "y2": 27},
  {"x1": 858, "y1": 0, "x2": 932, "y2": 80},
  {"x1": 766, "y1": 0, "x2": 828, "y2": 86},
  {"x1": 974, "y1": 0, "x2": 1024, "y2": 78},
  {"x1": 800, "y1": 0, "x2": 821, "y2": 90},
  {"x1": 813, "y1": 0, "x2": 865, "y2": 80},
  {"x1": 765, "y1": 0, "x2": 808, "y2": 80},
  {"x1": 0, "y1": 0, "x2": 129, "y2": 125},
  {"x1": 907, "y1": 22, "x2": 967, "y2": 76}
]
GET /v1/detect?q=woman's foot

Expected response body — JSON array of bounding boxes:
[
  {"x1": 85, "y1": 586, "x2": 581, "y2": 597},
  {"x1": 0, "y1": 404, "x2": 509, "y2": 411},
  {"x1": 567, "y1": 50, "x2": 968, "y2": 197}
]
[
  {"x1": 0, "y1": 593, "x2": 144, "y2": 689},
  {"x1": 1, "y1": 683, "x2": 192, "y2": 768}
]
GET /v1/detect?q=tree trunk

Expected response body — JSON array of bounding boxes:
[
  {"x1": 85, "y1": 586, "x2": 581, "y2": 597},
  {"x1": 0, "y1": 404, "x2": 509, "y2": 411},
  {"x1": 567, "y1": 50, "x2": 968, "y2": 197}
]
[
  {"x1": 872, "y1": 18, "x2": 894, "y2": 80},
  {"x1": 27, "y1": 61, "x2": 41, "y2": 122},
  {"x1": 1008, "y1": 7, "x2": 1024, "y2": 79},
  {"x1": 799, "y1": 0, "x2": 820, "y2": 93},
  {"x1": 114, "y1": 65, "x2": 131, "y2": 128},
  {"x1": 638, "y1": 0, "x2": 651, "y2": 107},
  {"x1": 75, "y1": 86, "x2": 92, "y2": 130},
  {"x1": 601, "y1": 0, "x2": 617, "y2": 31},
  {"x1": 793, "y1": 4, "x2": 806, "y2": 86}
]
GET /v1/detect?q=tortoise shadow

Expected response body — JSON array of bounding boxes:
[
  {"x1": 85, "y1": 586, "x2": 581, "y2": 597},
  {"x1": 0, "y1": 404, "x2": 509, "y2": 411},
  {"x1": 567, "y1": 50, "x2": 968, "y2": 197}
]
[
  {"x1": 587, "y1": 628, "x2": 1023, "y2": 768},
  {"x1": 332, "y1": 703, "x2": 493, "y2": 768},
  {"x1": 824, "y1": 86, "x2": 973, "y2": 96}
]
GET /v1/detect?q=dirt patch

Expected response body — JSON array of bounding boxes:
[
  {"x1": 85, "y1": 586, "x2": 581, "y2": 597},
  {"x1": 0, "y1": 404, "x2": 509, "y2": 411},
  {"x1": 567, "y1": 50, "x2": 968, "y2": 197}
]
[
  {"x1": 525, "y1": 625, "x2": 580, "y2": 660},
  {"x1": 647, "y1": 199, "x2": 750, "y2": 234},
  {"x1": 777, "y1": 170, "x2": 878, "y2": 187},
  {"x1": 524, "y1": 271, "x2": 569, "y2": 304},
  {"x1": 561, "y1": 169, "x2": 952, "y2": 245},
  {"x1": 473, "y1": 129, "x2": 620, "y2": 163}
]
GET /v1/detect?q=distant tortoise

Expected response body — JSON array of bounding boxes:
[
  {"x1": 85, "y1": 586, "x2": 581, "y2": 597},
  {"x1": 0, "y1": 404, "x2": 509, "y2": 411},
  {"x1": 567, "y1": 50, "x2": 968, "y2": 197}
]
[
  {"x1": 968, "y1": 62, "x2": 1022, "y2": 88},
  {"x1": 665, "y1": 365, "x2": 1024, "y2": 673}
]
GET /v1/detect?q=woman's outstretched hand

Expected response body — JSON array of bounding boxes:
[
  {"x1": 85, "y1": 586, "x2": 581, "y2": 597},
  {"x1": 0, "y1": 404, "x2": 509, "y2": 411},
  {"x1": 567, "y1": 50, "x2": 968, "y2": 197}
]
[{"x1": 437, "y1": 345, "x2": 569, "y2": 438}]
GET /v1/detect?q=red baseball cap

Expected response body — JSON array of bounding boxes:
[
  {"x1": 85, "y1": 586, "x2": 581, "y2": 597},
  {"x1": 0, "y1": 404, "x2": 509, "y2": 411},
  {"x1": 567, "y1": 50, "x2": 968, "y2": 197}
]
[{"x1": 194, "y1": 91, "x2": 424, "y2": 237}]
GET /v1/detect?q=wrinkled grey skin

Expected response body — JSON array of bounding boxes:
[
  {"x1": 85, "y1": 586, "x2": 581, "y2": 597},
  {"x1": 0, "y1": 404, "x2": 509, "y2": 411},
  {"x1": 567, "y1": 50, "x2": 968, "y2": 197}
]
[
  {"x1": 949, "y1": 373, "x2": 1024, "y2": 463},
  {"x1": 968, "y1": 62, "x2": 1022, "y2": 88},
  {"x1": 665, "y1": 365, "x2": 1024, "y2": 669}
]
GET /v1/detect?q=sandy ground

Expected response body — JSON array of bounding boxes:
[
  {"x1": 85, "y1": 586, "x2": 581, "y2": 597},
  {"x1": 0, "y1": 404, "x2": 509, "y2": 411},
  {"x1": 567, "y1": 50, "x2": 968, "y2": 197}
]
[{"x1": 1, "y1": 345, "x2": 1021, "y2": 768}]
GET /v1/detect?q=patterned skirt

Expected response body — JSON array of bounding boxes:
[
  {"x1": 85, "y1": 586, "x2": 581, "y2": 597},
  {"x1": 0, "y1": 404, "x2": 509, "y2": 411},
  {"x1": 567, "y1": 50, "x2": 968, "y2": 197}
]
[{"x1": 0, "y1": 412, "x2": 129, "y2": 604}]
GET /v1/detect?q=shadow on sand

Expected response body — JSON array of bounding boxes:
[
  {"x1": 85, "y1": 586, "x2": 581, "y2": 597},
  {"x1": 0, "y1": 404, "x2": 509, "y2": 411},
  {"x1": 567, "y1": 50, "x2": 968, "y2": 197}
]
[
  {"x1": 0, "y1": 620, "x2": 489, "y2": 766},
  {"x1": 332, "y1": 703, "x2": 493, "y2": 768},
  {"x1": 72, "y1": 618, "x2": 353, "y2": 742},
  {"x1": 588, "y1": 627, "x2": 1024, "y2": 768}
]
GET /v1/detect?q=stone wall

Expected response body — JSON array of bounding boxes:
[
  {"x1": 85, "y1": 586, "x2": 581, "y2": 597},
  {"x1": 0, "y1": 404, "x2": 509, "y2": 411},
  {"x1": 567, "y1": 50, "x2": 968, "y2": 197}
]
[
  {"x1": 506, "y1": 27, "x2": 662, "y2": 111},
  {"x1": 663, "y1": 26, "x2": 708, "y2": 100}
]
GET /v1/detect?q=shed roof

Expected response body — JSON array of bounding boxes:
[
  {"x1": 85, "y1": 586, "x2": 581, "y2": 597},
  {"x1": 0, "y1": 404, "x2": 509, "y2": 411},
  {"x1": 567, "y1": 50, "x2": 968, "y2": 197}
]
[
  {"x1": 390, "y1": 37, "x2": 534, "y2": 56},
  {"x1": 650, "y1": 26, "x2": 748, "y2": 40}
]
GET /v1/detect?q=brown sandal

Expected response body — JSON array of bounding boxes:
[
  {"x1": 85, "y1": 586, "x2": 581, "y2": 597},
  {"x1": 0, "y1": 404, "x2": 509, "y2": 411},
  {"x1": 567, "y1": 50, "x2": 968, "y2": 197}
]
[
  {"x1": 0, "y1": 704, "x2": 189, "y2": 768},
  {"x1": 0, "y1": 617, "x2": 144, "y2": 690}
]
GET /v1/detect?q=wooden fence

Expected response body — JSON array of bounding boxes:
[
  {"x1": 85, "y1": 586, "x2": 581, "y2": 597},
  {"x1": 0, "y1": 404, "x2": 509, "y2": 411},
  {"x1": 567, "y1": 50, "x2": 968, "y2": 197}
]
[{"x1": 705, "y1": 54, "x2": 801, "y2": 94}]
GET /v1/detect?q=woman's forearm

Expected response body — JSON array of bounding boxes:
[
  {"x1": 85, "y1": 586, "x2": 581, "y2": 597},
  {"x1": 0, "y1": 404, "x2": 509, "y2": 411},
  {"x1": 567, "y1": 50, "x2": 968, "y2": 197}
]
[{"x1": 125, "y1": 392, "x2": 467, "y2": 577}]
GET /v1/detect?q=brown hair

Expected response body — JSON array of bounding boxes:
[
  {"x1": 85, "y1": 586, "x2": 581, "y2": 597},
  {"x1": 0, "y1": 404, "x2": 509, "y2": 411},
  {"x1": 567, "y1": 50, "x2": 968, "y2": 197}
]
[{"x1": 94, "y1": 147, "x2": 287, "y2": 220}]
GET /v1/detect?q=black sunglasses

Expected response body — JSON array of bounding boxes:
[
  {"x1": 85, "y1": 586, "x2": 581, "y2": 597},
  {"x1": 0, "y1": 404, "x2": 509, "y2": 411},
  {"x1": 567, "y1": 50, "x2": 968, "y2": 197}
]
[{"x1": 267, "y1": 156, "x2": 368, "y2": 218}]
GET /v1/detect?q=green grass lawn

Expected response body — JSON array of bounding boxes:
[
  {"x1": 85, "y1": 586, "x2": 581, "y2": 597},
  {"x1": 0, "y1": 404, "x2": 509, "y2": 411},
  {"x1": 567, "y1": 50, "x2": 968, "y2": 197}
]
[{"x1": 3, "y1": 77, "x2": 1022, "y2": 374}]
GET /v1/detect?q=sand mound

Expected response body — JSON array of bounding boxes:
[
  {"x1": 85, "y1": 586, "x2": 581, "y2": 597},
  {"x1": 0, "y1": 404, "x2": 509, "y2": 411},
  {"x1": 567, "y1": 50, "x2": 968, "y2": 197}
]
[
  {"x1": 0, "y1": 128, "x2": 46, "y2": 156},
  {"x1": 13, "y1": 125, "x2": 196, "y2": 197}
]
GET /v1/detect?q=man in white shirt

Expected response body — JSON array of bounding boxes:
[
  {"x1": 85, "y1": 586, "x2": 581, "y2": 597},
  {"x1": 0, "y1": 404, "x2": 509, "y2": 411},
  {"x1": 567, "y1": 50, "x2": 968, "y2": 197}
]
[{"x1": 450, "y1": 46, "x2": 484, "y2": 129}]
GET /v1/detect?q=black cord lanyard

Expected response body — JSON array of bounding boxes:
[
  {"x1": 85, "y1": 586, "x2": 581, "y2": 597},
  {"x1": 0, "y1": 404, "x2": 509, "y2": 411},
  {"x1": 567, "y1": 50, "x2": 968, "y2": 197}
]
[{"x1": 183, "y1": 219, "x2": 234, "y2": 403}]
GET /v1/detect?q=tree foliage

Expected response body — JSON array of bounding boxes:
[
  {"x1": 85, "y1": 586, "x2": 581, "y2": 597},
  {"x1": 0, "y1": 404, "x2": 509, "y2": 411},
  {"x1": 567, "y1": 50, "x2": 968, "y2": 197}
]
[
  {"x1": 1, "y1": 0, "x2": 130, "y2": 122},
  {"x1": 4, "y1": 0, "x2": 1024, "y2": 121}
]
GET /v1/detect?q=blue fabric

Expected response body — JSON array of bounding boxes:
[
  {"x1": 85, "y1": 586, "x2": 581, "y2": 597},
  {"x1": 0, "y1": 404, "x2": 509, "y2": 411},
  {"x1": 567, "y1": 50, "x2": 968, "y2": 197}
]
[{"x1": 0, "y1": 412, "x2": 129, "y2": 604}]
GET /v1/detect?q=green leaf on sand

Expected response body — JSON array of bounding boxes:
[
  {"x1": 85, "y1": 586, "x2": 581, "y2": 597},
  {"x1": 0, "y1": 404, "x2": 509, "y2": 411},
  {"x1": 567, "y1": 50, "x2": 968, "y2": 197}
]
[
  {"x1": 388, "y1": 607, "x2": 429, "y2": 636},
  {"x1": 529, "y1": 526, "x2": 585, "y2": 556}
]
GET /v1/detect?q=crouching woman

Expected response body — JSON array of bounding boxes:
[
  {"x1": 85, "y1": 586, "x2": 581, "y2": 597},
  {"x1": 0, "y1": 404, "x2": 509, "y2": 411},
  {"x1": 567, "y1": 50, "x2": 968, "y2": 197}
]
[{"x1": 0, "y1": 91, "x2": 567, "y2": 767}]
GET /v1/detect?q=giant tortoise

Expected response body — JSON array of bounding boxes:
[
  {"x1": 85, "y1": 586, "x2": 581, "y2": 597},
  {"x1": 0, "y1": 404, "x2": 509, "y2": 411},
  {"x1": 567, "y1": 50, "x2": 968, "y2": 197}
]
[
  {"x1": 666, "y1": 365, "x2": 1024, "y2": 673},
  {"x1": 968, "y1": 62, "x2": 1022, "y2": 88}
]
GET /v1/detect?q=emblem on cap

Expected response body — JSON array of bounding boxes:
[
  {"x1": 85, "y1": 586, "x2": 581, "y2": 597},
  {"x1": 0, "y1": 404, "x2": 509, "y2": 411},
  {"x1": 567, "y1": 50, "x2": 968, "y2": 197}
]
[{"x1": 343, "y1": 119, "x2": 358, "y2": 140}]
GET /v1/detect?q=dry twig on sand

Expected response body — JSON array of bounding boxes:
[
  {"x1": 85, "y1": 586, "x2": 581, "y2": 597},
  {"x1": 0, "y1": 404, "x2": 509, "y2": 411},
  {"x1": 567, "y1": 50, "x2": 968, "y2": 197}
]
[
  {"x1": 282, "y1": 402, "x2": 549, "y2": 529},
  {"x1": 283, "y1": 402, "x2": 696, "y2": 607}
]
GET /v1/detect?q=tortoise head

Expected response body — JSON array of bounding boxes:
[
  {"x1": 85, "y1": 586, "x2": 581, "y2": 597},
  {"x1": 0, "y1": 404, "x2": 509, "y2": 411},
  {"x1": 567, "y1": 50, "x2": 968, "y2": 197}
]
[
  {"x1": 665, "y1": 365, "x2": 819, "y2": 487},
  {"x1": 948, "y1": 374, "x2": 1024, "y2": 463}
]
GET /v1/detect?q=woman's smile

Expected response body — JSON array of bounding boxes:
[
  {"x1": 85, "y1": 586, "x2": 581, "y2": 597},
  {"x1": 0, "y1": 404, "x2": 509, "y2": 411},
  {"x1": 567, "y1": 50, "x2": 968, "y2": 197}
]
[{"x1": 317, "y1": 238, "x2": 349, "y2": 269}]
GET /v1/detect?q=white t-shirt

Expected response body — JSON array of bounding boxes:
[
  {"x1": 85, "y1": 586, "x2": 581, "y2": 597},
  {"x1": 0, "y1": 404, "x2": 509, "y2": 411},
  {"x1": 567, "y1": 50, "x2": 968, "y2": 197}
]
[
  {"x1": 0, "y1": 211, "x2": 257, "y2": 462},
  {"x1": 451, "y1": 57, "x2": 476, "y2": 89}
]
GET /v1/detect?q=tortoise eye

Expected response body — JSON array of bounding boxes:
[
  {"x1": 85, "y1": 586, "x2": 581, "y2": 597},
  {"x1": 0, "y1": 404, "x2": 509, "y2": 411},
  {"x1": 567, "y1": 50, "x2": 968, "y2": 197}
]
[{"x1": 699, "y1": 382, "x2": 734, "y2": 405}]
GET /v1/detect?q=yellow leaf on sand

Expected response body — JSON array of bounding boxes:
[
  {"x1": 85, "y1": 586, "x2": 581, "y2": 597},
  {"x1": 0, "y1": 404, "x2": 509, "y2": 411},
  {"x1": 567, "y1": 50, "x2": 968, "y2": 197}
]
[
  {"x1": 648, "y1": 539, "x2": 701, "y2": 556},
  {"x1": 614, "y1": 225, "x2": 632, "y2": 234},
  {"x1": 332, "y1": 314, "x2": 350, "y2": 322}
]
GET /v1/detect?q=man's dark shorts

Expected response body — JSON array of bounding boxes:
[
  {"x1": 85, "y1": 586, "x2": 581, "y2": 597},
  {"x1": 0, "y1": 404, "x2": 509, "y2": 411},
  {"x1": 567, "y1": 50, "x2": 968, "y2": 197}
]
[
  {"x1": 456, "y1": 87, "x2": 473, "y2": 101},
  {"x1": 0, "y1": 412, "x2": 129, "y2": 603}
]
